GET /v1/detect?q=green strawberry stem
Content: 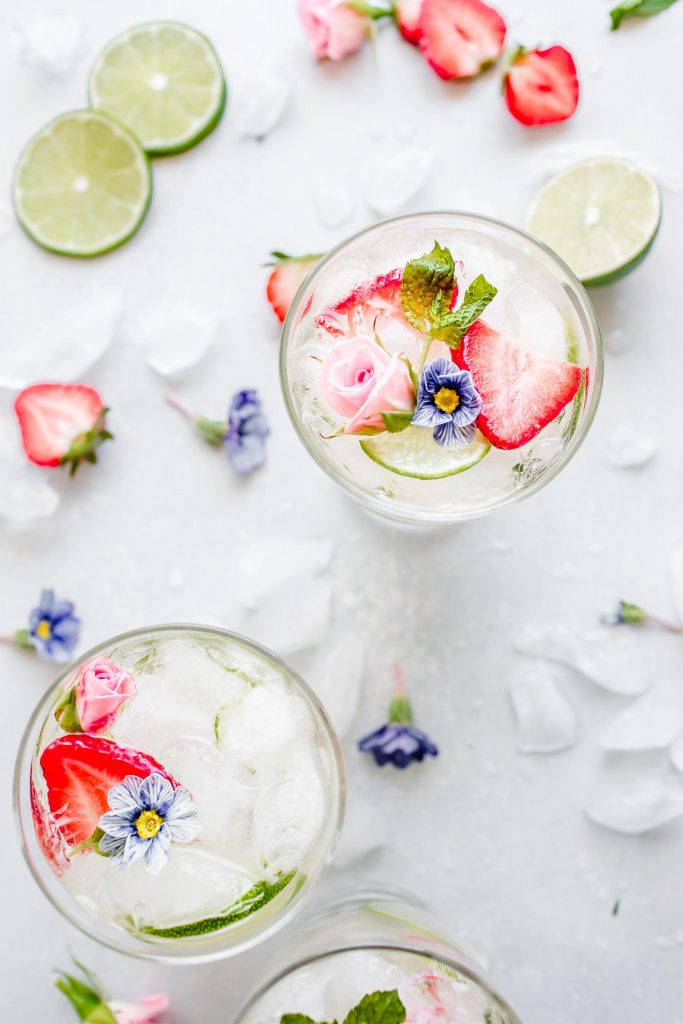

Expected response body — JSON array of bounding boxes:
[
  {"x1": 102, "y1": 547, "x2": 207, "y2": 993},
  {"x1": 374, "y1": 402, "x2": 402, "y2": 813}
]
[
  {"x1": 388, "y1": 663, "x2": 413, "y2": 725},
  {"x1": 60, "y1": 409, "x2": 113, "y2": 477}
]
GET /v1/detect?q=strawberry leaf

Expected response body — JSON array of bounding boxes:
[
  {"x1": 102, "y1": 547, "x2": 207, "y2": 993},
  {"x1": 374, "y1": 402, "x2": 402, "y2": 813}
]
[
  {"x1": 610, "y1": 0, "x2": 678, "y2": 29},
  {"x1": 401, "y1": 242, "x2": 455, "y2": 330}
]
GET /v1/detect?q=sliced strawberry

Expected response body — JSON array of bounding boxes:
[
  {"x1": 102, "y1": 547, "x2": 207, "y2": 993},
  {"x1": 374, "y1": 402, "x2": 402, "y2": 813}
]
[
  {"x1": 266, "y1": 252, "x2": 322, "y2": 324},
  {"x1": 14, "y1": 383, "x2": 111, "y2": 475},
  {"x1": 395, "y1": 0, "x2": 424, "y2": 43},
  {"x1": 503, "y1": 45, "x2": 579, "y2": 126},
  {"x1": 315, "y1": 268, "x2": 406, "y2": 338},
  {"x1": 39, "y1": 735, "x2": 179, "y2": 847},
  {"x1": 455, "y1": 320, "x2": 582, "y2": 449},
  {"x1": 31, "y1": 766, "x2": 69, "y2": 875},
  {"x1": 419, "y1": 0, "x2": 506, "y2": 80}
]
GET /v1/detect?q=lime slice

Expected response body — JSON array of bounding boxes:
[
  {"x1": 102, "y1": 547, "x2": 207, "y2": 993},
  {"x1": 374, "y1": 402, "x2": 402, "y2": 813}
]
[
  {"x1": 526, "y1": 157, "x2": 661, "y2": 287},
  {"x1": 89, "y1": 21, "x2": 226, "y2": 155},
  {"x1": 13, "y1": 110, "x2": 151, "y2": 257},
  {"x1": 360, "y1": 427, "x2": 490, "y2": 479}
]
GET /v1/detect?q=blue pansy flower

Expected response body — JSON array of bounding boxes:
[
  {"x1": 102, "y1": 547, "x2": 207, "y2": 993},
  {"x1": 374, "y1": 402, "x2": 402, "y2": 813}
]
[
  {"x1": 98, "y1": 772, "x2": 201, "y2": 876},
  {"x1": 28, "y1": 589, "x2": 80, "y2": 663},
  {"x1": 412, "y1": 357, "x2": 482, "y2": 448},
  {"x1": 358, "y1": 664, "x2": 438, "y2": 770},
  {"x1": 224, "y1": 389, "x2": 270, "y2": 476}
]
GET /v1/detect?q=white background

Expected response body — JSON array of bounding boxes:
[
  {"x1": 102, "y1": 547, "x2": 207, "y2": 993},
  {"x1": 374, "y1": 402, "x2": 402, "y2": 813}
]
[{"x1": 2, "y1": 1, "x2": 683, "y2": 1021}]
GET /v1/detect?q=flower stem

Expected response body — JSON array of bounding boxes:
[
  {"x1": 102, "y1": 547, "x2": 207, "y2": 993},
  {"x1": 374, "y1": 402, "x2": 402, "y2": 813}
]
[
  {"x1": 165, "y1": 393, "x2": 197, "y2": 422},
  {"x1": 389, "y1": 663, "x2": 413, "y2": 725},
  {"x1": 647, "y1": 614, "x2": 683, "y2": 634},
  {"x1": 415, "y1": 337, "x2": 433, "y2": 376}
]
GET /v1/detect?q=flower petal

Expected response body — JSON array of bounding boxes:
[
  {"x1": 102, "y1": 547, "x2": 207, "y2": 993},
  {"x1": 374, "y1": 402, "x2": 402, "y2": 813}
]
[
  {"x1": 139, "y1": 773, "x2": 173, "y2": 814},
  {"x1": 143, "y1": 831, "x2": 171, "y2": 875},
  {"x1": 433, "y1": 420, "x2": 476, "y2": 448},
  {"x1": 99, "y1": 811, "x2": 136, "y2": 839},
  {"x1": 99, "y1": 833, "x2": 127, "y2": 860},
  {"x1": 107, "y1": 775, "x2": 143, "y2": 814}
]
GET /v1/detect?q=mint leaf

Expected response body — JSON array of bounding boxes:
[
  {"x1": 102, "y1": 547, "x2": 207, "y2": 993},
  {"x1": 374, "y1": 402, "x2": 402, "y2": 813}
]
[
  {"x1": 343, "y1": 990, "x2": 406, "y2": 1024},
  {"x1": 431, "y1": 274, "x2": 497, "y2": 349},
  {"x1": 401, "y1": 242, "x2": 455, "y2": 330},
  {"x1": 280, "y1": 1017, "x2": 318, "y2": 1024},
  {"x1": 610, "y1": 0, "x2": 678, "y2": 29},
  {"x1": 381, "y1": 410, "x2": 413, "y2": 433}
]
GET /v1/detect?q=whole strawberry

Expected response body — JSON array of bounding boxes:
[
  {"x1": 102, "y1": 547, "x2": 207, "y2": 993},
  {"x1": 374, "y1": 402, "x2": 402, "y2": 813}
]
[
  {"x1": 14, "y1": 383, "x2": 112, "y2": 475},
  {"x1": 503, "y1": 45, "x2": 579, "y2": 126}
]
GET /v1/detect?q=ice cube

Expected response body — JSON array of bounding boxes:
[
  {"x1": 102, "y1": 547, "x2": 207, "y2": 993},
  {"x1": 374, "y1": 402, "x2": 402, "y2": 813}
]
[
  {"x1": 253, "y1": 754, "x2": 326, "y2": 875},
  {"x1": 18, "y1": 11, "x2": 83, "y2": 75},
  {"x1": 321, "y1": 952, "x2": 410, "y2": 1018},
  {"x1": 601, "y1": 680, "x2": 683, "y2": 752},
  {"x1": 514, "y1": 622, "x2": 652, "y2": 696},
  {"x1": 0, "y1": 465, "x2": 59, "y2": 523},
  {"x1": 598, "y1": 426, "x2": 657, "y2": 469},
  {"x1": 669, "y1": 540, "x2": 683, "y2": 624},
  {"x1": 364, "y1": 148, "x2": 433, "y2": 216},
  {"x1": 586, "y1": 765, "x2": 683, "y2": 835},
  {"x1": 218, "y1": 687, "x2": 314, "y2": 768},
  {"x1": 508, "y1": 661, "x2": 581, "y2": 754},
  {"x1": 313, "y1": 176, "x2": 354, "y2": 227},
  {"x1": 124, "y1": 306, "x2": 219, "y2": 378},
  {"x1": 309, "y1": 631, "x2": 365, "y2": 738},
  {"x1": 235, "y1": 68, "x2": 291, "y2": 138},
  {"x1": 0, "y1": 289, "x2": 120, "y2": 389},
  {"x1": 246, "y1": 576, "x2": 332, "y2": 654},
  {"x1": 670, "y1": 732, "x2": 683, "y2": 774},
  {"x1": 236, "y1": 536, "x2": 333, "y2": 610}
]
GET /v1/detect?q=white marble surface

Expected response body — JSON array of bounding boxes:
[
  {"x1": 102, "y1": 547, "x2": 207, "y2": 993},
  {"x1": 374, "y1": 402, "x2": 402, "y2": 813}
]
[{"x1": 2, "y1": 1, "x2": 683, "y2": 1021}]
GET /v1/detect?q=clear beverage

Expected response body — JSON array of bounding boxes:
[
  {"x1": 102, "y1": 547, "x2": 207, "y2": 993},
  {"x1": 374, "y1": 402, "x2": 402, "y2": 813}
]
[
  {"x1": 281, "y1": 212, "x2": 603, "y2": 525},
  {"x1": 14, "y1": 625, "x2": 344, "y2": 961},
  {"x1": 236, "y1": 892, "x2": 522, "y2": 1023}
]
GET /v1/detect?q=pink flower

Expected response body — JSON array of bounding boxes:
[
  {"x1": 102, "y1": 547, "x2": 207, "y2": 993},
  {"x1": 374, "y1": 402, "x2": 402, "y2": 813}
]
[
  {"x1": 109, "y1": 994, "x2": 169, "y2": 1024},
  {"x1": 398, "y1": 972, "x2": 460, "y2": 1023},
  {"x1": 321, "y1": 335, "x2": 415, "y2": 434},
  {"x1": 75, "y1": 656, "x2": 136, "y2": 733},
  {"x1": 299, "y1": 0, "x2": 370, "y2": 61}
]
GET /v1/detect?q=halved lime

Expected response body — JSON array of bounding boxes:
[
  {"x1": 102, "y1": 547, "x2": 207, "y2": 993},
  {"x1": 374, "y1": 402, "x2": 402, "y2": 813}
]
[
  {"x1": 527, "y1": 157, "x2": 661, "y2": 287},
  {"x1": 13, "y1": 110, "x2": 151, "y2": 257},
  {"x1": 89, "y1": 22, "x2": 226, "y2": 155},
  {"x1": 360, "y1": 427, "x2": 491, "y2": 479}
]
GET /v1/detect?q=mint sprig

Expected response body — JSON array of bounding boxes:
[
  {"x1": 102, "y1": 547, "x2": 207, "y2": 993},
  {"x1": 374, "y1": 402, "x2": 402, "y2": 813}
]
[
  {"x1": 610, "y1": 0, "x2": 678, "y2": 29},
  {"x1": 430, "y1": 274, "x2": 498, "y2": 348},
  {"x1": 280, "y1": 989, "x2": 406, "y2": 1024},
  {"x1": 401, "y1": 241, "x2": 455, "y2": 331}
]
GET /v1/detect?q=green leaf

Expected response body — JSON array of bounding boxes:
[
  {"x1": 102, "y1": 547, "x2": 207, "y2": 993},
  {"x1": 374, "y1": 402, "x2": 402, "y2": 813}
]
[
  {"x1": 280, "y1": 1017, "x2": 321, "y2": 1024},
  {"x1": 54, "y1": 687, "x2": 83, "y2": 733},
  {"x1": 12, "y1": 628, "x2": 35, "y2": 651},
  {"x1": 55, "y1": 973, "x2": 117, "y2": 1024},
  {"x1": 402, "y1": 357, "x2": 419, "y2": 393},
  {"x1": 196, "y1": 416, "x2": 226, "y2": 447},
  {"x1": 619, "y1": 600, "x2": 648, "y2": 624},
  {"x1": 380, "y1": 411, "x2": 413, "y2": 433},
  {"x1": 401, "y1": 242, "x2": 455, "y2": 331},
  {"x1": 343, "y1": 989, "x2": 406, "y2": 1024},
  {"x1": 610, "y1": 0, "x2": 678, "y2": 29},
  {"x1": 431, "y1": 274, "x2": 497, "y2": 348}
]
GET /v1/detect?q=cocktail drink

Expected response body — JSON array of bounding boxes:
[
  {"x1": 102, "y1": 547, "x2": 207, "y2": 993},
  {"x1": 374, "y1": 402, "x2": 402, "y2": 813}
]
[
  {"x1": 14, "y1": 625, "x2": 344, "y2": 961},
  {"x1": 281, "y1": 212, "x2": 603, "y2": 524},
  {"x1": 235, "y1": 892, "x2": 522, "y2": 1023}
]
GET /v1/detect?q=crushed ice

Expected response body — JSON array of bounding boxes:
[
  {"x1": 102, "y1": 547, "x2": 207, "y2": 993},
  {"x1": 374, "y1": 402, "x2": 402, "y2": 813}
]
[
  {"x1": 601, "y1": 679, "x2": 683, "y2": 753},
  {"x1": 124, "y1": 306, "x2": 220, "y2": 378},
  {"x1": 234, "y1": 67, "x2": 291, "y2": 139},
  {"x1": 668, "y1": 540, "x2": 683, "y2": 624},
  {"x1": 586, "y1": 763, "x2": 683, "y2": 835},
  {"x1": 17, "y1": 12, "x2": 84, "y2": 75},
  {"x1": 364, "y1": 148, "x2": 433, "y2": 216},
  {"x1": 313, "y1": 176, "x2": 355, "y2": 228},
  {"x1": 236, "y1": 536, "x2": 333, "y2": 610},
  {"x1": 598, "y1": 426, "x2": 657, "y2": 469},
  {"x1": 508, "y1": 661, "x2": 581, "y2": 754}
]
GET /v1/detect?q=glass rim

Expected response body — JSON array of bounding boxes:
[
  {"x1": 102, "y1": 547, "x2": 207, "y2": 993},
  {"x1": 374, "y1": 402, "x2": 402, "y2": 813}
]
[
  {"x1": 280, "y1": 209, "x2": 604, "y2": 525},
  {"x1": 13, "y1": 622, "x2": 347, "y2": 964},
  {"x1": 233, "y1": 940, "x2": 524, "y2": 1024}
]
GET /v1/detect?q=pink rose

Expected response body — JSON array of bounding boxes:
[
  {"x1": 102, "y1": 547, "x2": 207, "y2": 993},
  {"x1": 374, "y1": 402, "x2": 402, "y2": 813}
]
[
  {"x1": 321, "y1": 335, "x2": 415, "y2": 434},
  {"x1": 75, "y1": 656, "x2": 136, "y2": 733},
  {"x1": 110, "y1": 994, "x2": 169, "y2": 1024},
  {"x1": 399, "y1": 972, "x2": 460, "y2": 1023},
  {"x1": 299, "y1": 0, "x2": 370, "y2": 61}
]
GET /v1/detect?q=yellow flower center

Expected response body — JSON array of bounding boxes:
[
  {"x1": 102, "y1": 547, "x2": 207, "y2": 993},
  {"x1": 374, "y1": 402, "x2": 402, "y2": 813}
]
[
  {"x1": 434, "y1": 387, "x2": 460, "y2": 414},
  {"x1": 135, "y1": 809, "x2": 164, "y2": 840},
  {"x1": 36, "y1": 620, "x2": 52, "y2": 641}
]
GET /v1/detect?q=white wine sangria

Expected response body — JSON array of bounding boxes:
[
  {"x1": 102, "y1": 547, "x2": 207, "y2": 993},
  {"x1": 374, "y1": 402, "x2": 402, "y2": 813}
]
[
  {"x1": 236, "y1": 892, "x2": 522, "y2": 1024},
  {"x1": 14, "y1": 625, "x2": 344, "y2": 961},
  {"x1": 281, "y1": 212, "x2": 603, "y2": 525}
]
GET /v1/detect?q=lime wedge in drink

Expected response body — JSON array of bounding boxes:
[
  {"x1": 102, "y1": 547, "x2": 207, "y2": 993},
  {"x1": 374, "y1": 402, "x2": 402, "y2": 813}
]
[
  {"x1": 526, "y1": 157, "x2": 661, "y2": 287},
  {"x1": 13, "y1": 110, "x2": 151, "y2": 257},
  {"x1": 360, "y1": 426, "x2": 490, "y2": 479},
  {"x1": 89, "y1": 21, "x2": 226, "y2": 155}
]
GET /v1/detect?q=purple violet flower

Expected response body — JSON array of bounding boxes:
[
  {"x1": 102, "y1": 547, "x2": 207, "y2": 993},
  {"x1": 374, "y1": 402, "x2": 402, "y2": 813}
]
[
  {"x1": 358, "y1": 664, "x2": 438, "y2": 770},
  {"x1": 411, "y1": 357, "x2": 482, "y2": 447},
  {"x1": 224, "y1": 389, "x2": 270, "y2": 476},
  {"x1": 4, "y1": 589, "x2": 81, "y2": 663}
]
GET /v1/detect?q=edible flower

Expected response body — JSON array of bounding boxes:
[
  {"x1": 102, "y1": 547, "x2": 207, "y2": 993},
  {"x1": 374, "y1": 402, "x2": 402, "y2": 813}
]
[
  {"x1": 56, "y1": 959, "x2": 168, "y2": 1024},
  {"x1": 299, "y1": 0, "x2": 392, "y2": 62},
  {"x1": 166, "y1": 389, "x2": 269, "y2": 476},
  {"x1": 321, "y1": 335, "x2": 415, "y2": 434},
  {"x1": 359, "y1": 663, "x2": 438, "y2": 769},
  {"x1": 0, "y1": 589, "x2": 80, "y2": 662},
  {"x1": 411, "y1": 357, "x2": 482, "y2": 447},
  {"x1": 601, "y1": 599, "x2": 682, "y2": 634},
  {"x1": 98, "y1": 772, "x2": 201, "y2": 876},
  {"x1": 55, "y1": 657, "x2": 136, "y2": 734}
]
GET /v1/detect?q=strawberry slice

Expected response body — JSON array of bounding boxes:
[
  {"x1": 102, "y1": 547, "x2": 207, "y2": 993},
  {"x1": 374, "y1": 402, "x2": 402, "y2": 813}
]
[
  {"x1": 266, "y1": 252, "x2": 322, "y2": 324},
  {"x1": 455, "y1": 320, "x2": 582, "y2": 449},
  {"x1": 315, "y1": 268, "x2": 406, "y2": 338},
  {"x1": 419, "y1": 0, "x2": 506, "y2": 80},
  {"x1": 503, "y1": 45, "x2": 579, "y2": 126},
  {"x1": 31, "y1": 766, "x2": 69, "y2": 874},
  {"x1": 395, "y1": 0, "x2": 424, "y2": 43},
  {"x1": 14, "y1": 383, "x2": 112, "y2": 475},
  {"x1": 39, "y1": 735, "x2": 179, "y2": 848}
]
